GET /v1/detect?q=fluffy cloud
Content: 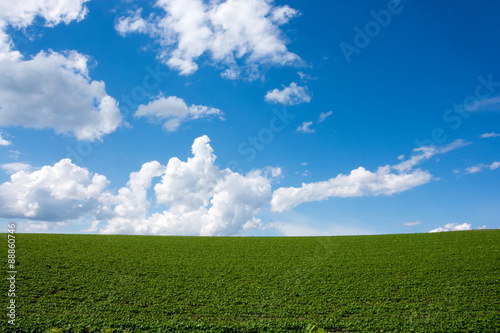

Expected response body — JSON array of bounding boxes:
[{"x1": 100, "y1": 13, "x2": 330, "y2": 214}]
[
  {"x1": 0, "y1": 0, "x2": 89, "y2": 28},
  {"x1": 135, "y1": 96, "x2": 223, "y2": 132},
  {"x1": 465, "y1": 161, "x2": 500, "y2": 174},
  {"x1": 429, "y1": 223, "x2": 472, "y2": 233},
  {"x1": 0, "y1": 159, "x2": 108, "y2": 221},
  {"x1": 0, "y1": 0, "x2": 122, "y2": 141},
  {"x1": 115, "y1": 0, "x2": 301, "y2": 78},
  {"x1": 265, "y1": 82, "x2": 311, "y2": 105},
  {"x1": 0, "y1": 136, "x2": 277, "y2": 236},
  {"x1": 296, "y1": 121, "x2": 314, "y2": 133},
  {"x1": 100, "y1": 136, "x2": 275, "y2": 236},
  {"x1": 0, "y1": 134, "x2": 11, "y2": 146}
]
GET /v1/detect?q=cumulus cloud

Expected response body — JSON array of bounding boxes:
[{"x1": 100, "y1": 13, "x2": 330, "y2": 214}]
[
  {"x1": 0, "y1": 0, "x2": 122, "y2": 141},
  {"x1": 0, "y1": 134, "x2": 11, "y2": 146},
  {"x1": 465, "y1": 161, "x2": 500, "y2": 174},
  {"x1": 265, "y1": 82, "x2": 311, "y2": 105},
  {"x1": 296, "y1": 121, "x2": 314, "y2": 133},
  {"x1": 0, "y1": 159, "x2": 108, "y2": 221},
  {"x1": 0, "y1": 0, "x2": 89, "y2": 28},
  {"x1": 135, "y1": 95, "x2": 223, "y2": 132},
  {"x1": 318, "y1": 111, "x2": 332, "y2": 123},
  {"x1": 429, "y1": 223, "x2": 472, "y2": 233},
  {"x1": 100, "y1": 136, "x2": 275, "y2": 236},
  {"x1": 481, "y1": 132, "x2": 500, "y2": 138},
  {"x1": 0, "y1": 136, "x2": 278, "y2": 236},
  {"x1": 115, "y1": 0, "x2": 301, "y2": 78}
]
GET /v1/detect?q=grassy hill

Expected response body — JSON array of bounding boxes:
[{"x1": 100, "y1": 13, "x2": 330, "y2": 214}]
[{"x1": 1, "y1": 230, "x2": 499, "y2": 332}]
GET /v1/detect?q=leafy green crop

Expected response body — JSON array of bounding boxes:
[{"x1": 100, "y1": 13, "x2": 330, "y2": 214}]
[{"x1": 1, "y1": 230, "x2": 499, "y2": 332}]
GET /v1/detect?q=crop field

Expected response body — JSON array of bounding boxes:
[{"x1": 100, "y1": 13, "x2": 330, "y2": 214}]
[{"x1": 1, "y1": 230, "x2": 499, "y2": 332}]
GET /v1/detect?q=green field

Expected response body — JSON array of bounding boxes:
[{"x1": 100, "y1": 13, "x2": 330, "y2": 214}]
[{"x1": 1, "y1": 230, "x2": 499, "y2": 332}]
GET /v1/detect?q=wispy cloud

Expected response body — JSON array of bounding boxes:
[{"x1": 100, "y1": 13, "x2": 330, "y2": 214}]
[
  {"x1": 394, "y1": 139, "x2": 471, "y2": 173},
  {"x1": 465, "y1": 95, "x2": 500, "y2": 112},
  {"x1": 465, "y1": 161, "x2": 500, "y2": 174},
  {"x1": 401, "y1": 221, "x2": 421, "y2": 227},
  {"x1": 481, "y1": 132, "x2": 500, "y2": 138},
  {"x1": 1, "y1": 163, "x2": 36, "y2": 174},
  {"x1": 318, "y1": 111, "x2": 333, "y2": 123},
  {"x1": 437, "y1": 139, "x2": 472, "y2": 154}
]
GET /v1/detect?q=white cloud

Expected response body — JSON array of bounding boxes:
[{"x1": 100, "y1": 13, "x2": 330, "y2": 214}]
[
  {"x1": 115, "y1": 8, "x2": 148, "y2": 36},
  {"x1": 401, "y1": 221, "x2": 421, "y2": 227},
  {"x1": 318, "y1": 111, "x2": 332, "y2": 123},
  {"x1": 0, "y1": 134, "x2": 11, "y2": 146},
  {"x1": 465, "y1": 95, "x2": 500, "y2": 112},
  {"x1": 0, "y1": 136, "x2": 278, "y2": 236},
  {"x1": 271, "y1": 140, "x2": 473, "y2": 212},
  {"x1": 394, "y1": 139, "x2": 470, "y2": 173},
  {"x1": 115, "y1": 0, "x2": 301, "y2": 78},
  {"x1": 429, "y1": 222, "x2": 472, "y2": 233},
  {"x1": 101, "y1": 136, "x2": 276, "y2": 236},
  {"x1": 465, "y1": 161, "x2": 500, "y2": 174},
  {"x1": 437, "y1": 139, "x2": 471, "y2": 154},
  {"x1": 0, "y1": 0, "x2": 122, "y2": 141},
  {"x1": 0, "y1": 159, "x2": 108, "y2": 221},
  {"x1": 0, "y1": 50, "x2": 123, "y2": 141},
  {"x1": 0, "y1": 0, "x2": 89, "y2": 29},
  {"x1": 265, "y1": 82, "x2": 311, "y2": 105},
  {"x1": 135, "y1": 95, "x2": 223, "y2": 132},
  {"x1": 297, "y1": 71, "x2": 315, "y2": 81},
  {"x1": 481, "y1": 132, "x2": 500, "y2": 138},
  {"x1": 1, "y1": 162, "x2": 36, "y2": 174},
  {"x1": 271, "y1": 165, "x2": 432, "y2": 212},
  {"x1": 296, "y1": 121, "x2": 314, "y2": 133}
]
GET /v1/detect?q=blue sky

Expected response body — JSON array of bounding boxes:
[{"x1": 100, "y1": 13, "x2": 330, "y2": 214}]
[{"x1": 0, "y1": 0, "x2": 499, "y2": 236}]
